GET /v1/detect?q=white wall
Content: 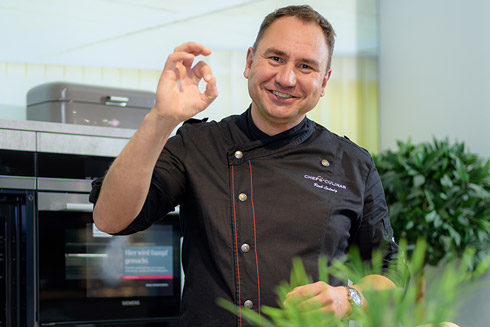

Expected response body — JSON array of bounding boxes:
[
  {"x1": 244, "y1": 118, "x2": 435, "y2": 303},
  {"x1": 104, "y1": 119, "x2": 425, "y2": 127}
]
[
  {"x1": 379, "y1": 0, "x2": 490, "y2": 158},
  {"x1": 0, "y1": 50, "x2": 249, "y2": 123},
  {"x1": 379, "y1": 1, "x2": 490, "y2": 326}
]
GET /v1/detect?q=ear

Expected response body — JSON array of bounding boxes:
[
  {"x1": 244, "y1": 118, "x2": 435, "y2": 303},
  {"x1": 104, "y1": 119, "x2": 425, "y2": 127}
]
[
  {"x1": 243, "y1": 47, "x2": 254, "y2": 79},
  {"x1": 320, "y1": 68, "x2": 332, "y2": 97}
]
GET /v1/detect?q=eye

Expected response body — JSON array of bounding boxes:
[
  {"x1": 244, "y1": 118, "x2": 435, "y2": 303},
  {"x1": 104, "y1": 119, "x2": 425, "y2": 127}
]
[
  {"x1": 271, "y1": 56, "x2": 281, "y2": 62},
  {"x1": 299, "y1": 64, "x2": 312, "y2": 70}
]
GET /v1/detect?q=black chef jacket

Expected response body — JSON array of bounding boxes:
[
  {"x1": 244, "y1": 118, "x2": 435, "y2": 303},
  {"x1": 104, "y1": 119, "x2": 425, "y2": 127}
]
[{"x1": 91, "y1": 107, "x2": 397, "y2": 327}]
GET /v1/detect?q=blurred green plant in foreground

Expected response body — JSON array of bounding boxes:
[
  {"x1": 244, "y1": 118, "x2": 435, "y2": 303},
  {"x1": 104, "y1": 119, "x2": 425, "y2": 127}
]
[{"x1": 218, "y1": 239, "x2": 490, "y2": 327}]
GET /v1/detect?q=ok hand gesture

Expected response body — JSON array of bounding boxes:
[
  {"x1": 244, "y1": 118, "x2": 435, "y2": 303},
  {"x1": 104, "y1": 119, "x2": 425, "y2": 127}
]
[{"x1": 153, "y1": 42, "x2": 218, "y2": 126}]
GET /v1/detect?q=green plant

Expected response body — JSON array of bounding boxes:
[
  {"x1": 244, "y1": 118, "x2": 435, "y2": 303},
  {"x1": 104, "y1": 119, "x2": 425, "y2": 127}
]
[
  {"x1": 217, "y1": 239, "x2": 490, "y2": 327},
  {"x1": 373, "y1": 138, "x2": 490, "y2": 267}
]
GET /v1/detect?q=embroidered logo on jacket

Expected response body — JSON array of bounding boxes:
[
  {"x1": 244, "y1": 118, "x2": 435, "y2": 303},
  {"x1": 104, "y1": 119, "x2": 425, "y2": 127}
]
[{"x1": 303, "y1": 174, "x2": 346, "y2": 193}]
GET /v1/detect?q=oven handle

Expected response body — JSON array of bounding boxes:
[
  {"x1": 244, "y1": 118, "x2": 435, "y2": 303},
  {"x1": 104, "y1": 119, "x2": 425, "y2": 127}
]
[
  {"x1": 46, "y1": 202, "x2": 94, "y2": 212},
  {"x1": 37, "y1": 192, "x2": 94, "y2": 212},
  {"x1": 63, "y1": 203, "x2": 94, "y2": 212}
]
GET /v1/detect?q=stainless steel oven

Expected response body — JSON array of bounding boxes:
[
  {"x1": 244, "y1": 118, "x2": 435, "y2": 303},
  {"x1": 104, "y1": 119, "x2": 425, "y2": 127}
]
[{"x1": 34, "y1": 153, "x2": 181, "y2": 327}]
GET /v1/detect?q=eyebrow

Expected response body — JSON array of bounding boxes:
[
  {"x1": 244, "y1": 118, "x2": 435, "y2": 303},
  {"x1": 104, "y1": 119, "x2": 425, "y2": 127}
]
[{"x1": 263, "y1": 47, "x2": 321, "y2": 69}]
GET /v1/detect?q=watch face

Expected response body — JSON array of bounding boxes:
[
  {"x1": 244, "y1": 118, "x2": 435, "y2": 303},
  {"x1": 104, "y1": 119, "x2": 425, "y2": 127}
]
[
  {"x1": 347, "y1": 287, "x2": 363, "y2": 307},
  {"x1": 351, "y1": 290, "x2": 362, "y2": 306}
]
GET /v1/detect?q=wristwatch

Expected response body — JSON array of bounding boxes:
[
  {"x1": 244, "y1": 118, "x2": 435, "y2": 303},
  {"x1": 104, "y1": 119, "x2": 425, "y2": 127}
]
[{"x1": 344, "y1": 286, "x2": 363, "y2": 308}]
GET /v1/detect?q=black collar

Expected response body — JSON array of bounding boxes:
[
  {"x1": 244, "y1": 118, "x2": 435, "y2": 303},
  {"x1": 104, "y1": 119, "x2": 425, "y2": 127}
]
[{"x1": 235, "y1": 106, "x2": 315, "y2": 151}]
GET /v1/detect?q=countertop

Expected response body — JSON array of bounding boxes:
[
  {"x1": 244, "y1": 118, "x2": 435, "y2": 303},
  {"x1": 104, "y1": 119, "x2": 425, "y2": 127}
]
[
  {"x1": 0, "y1": 118, "x2": 136, "y2": 138},
  {"x1": 0, "y1": 119, "x2": 137, "y2": 156}
]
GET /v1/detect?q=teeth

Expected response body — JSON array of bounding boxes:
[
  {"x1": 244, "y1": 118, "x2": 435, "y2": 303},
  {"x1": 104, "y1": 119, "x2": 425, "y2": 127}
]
[{"x1": 272, "y1": 91, "x2": 292, "y2": 99}]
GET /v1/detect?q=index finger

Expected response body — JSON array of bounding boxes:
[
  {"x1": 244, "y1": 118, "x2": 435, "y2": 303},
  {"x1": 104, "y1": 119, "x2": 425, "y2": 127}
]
[
  {"x1": 163, "y1": 43, "x2": 212, "y2": 71},
  {"x1": 285, "y1": 285, "x2": 318, "y2": 305},
  {"x1": 289, "y1": 284, "x2": 323, "y2": 298},
  {"x1": 174, "y1": 42, "x2": 212, "y2": 57}
]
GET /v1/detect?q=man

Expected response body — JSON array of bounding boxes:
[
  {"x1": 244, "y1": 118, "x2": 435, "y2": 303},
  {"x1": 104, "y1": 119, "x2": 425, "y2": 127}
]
[{"x1": 91, "y1": 5, "x2": 398, "y2": 327}]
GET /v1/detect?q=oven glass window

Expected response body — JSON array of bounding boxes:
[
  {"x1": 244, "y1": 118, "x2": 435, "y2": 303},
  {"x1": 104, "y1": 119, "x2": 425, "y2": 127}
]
[
  {"x1": 38, "y1": 211, "x2": 180, "y2": 324},
  {"x1": 65, "y1": 223, "x2": 174, "y2": 298}
]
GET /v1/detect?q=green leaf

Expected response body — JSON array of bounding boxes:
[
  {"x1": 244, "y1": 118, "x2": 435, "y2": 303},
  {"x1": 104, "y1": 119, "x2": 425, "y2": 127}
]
[
  {"x1": 289, "y1": 257, "x2": 311, "y2": 288},
  {"x1": 440, "y1": 174, "x2": 453, "y2": 188},
  {"x1": 468, "y1": 183, "x2": 490, "y2": 199},
  {"x1": 424, "y1": 190, "x2": 436, "y2": 210},
  {"x1": 405, "y1": 220, "x2": 414, "y2": 231},
  {"x1": 473, "y1": 250, "x2": 490, "y2": 279},
  {"x1": 447, "y1": 226, "x2": 462, "y2": 247},
  {"x1": 317, "y1": 255, "x2": 329, "y2": 284},
  {"x1": 413, "y1": 175, "x2": 426, "y2": 187}
]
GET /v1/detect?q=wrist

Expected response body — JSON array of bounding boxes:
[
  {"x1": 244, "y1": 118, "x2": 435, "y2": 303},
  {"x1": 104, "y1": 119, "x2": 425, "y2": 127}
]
[{"x1": 144, "y1": 110, "x2": 181, "y2": 135}]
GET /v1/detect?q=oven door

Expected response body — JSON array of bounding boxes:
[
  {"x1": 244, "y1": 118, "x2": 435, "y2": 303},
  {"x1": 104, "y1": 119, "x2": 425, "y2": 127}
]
[
  {"x1": 0, "y1": 187, "x2": 35, "y2": 327},
  {"x1": 36, "y1": 191, "x2": 180, "y2": 326}
]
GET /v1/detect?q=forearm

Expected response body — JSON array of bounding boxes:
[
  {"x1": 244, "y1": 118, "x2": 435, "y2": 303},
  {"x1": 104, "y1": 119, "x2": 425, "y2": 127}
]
[{"x1": 93, "y1": 111, "x2": 178, "y2": 233}]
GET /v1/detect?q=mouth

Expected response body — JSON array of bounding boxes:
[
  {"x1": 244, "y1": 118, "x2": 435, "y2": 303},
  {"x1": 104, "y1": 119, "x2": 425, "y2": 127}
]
[
  {"x1": 270, "y1": 90, "x2": 296, "y2": 100},
  {"x1": 272, "y1": 90, "x2": 292, "y2": 99}
]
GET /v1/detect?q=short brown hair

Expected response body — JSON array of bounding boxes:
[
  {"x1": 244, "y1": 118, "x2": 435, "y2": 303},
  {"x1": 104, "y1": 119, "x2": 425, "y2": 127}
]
[{"x1": 253, "y1": 5, "x2": 336, "y2": 70}]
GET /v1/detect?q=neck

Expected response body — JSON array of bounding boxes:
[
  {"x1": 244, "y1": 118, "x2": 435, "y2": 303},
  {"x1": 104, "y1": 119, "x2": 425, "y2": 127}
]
[{"x1": 250, "y1": 107, "x2": 305, "y2": 136}]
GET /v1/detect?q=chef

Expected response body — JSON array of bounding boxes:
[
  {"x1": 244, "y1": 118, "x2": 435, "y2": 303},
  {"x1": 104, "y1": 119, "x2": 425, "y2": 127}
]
[{"x1": 91, "y1": 4, "x2": 398, "y2": 327}]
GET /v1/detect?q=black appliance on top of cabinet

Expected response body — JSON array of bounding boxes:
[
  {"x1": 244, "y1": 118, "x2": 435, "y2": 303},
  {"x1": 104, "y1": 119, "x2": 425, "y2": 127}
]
[
  {"x1": 0, "y1": 150, "x2": 36, "y2": 327},
  {"x1": 34, "y1": 152, "x2": 181, "y2": 327},
  {"x1": 1, "y1": 146, "x2": 181, "y2": 326},
  {"x1": 0, "y1": 188, "x2": 35, "y2": 327}
]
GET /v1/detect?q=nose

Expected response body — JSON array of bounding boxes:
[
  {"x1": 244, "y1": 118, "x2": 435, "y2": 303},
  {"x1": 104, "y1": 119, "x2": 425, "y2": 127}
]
[{"x1": 276, "y1": 65, "x2": 296, "y2": 87}]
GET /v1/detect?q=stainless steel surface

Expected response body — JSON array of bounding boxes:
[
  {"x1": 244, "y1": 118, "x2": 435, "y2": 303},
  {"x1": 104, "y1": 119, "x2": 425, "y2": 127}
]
[
  {"x1": 37, "y1": 191, "x2": 92, "y2": 211},
  {"x1": 26, "y1": 82, "x2": 154, "y2": 129},
  {"x1": 0, "y1": 129, "x2": 36, "y2": 151},
  {"x1": 37, "y1": 177, "x2": 92, "y2": 192},
  {"x1": 0, "y1": 118, "x2": 136, "y2": 138},
  {"x1": 36, "y1": 131, "x2": 128, "y2": 157},
  {"x1": 0, "y1": 175, "x2": 36, "y2": 190},
  {"x1": 0, "y1": 118, "x2": 134, "y2": 157}
]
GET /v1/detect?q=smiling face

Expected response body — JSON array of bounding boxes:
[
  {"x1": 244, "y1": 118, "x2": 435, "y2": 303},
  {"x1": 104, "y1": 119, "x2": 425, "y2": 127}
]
[{"x1": 244, "y1": 16, "x2": 332, "y2": 135}]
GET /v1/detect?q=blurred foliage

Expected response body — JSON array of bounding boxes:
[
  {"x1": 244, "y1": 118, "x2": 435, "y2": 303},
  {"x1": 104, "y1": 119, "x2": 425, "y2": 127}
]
[
  {"x1": 218, "y1": 239, "x2": 490, "y2": 327},
  {"x1": 373, "y1": 138, "x2": 490, "y2": 267}
]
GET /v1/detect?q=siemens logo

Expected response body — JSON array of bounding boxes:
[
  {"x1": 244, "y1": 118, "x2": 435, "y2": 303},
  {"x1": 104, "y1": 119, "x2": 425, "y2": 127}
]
[{"x1": 121, "y1": 300, "x2": 141, "y2": 306}]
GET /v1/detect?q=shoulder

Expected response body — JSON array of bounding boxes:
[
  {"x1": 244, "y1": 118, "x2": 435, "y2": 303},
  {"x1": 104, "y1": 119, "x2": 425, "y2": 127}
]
[
  {"x1": 169, "y1": 114, "x2": 244, "y2": 152},
  {"x1": 178, "y1": 114, "x2": 240, "y2": 135},
  {"x1": 312, "y1": 123, "x2": 373, "y2": 163}
]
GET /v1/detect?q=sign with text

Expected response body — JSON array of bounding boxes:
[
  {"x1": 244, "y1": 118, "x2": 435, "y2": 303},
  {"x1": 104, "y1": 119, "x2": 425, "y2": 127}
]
[{"x1": 122, "y1": 246, "x2": 173, "y2": 280}]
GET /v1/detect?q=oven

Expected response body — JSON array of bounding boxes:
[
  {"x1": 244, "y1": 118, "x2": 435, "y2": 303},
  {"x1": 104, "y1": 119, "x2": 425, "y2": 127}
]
[
  {"x1": 34, "y1": 152, "x2": 181, "y2": 327},
  {"x1": 0, "y1": 149, "x2": 36, "y2": 327},
  {"x1": 1, "y1": 148, "x2": 181, "y2": 327}
]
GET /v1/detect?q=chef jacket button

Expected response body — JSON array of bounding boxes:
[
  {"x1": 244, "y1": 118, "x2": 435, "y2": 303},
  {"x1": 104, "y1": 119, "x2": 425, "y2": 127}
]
[
  {"x1": 321, "y1": 159, "x2": 330, "y2": 167},
  {"x1": 239, "y1": 193, "x2": 248, "y2": 202},
  {"x1": 241, "y1": 243, "x2": 250, "y2": 253},
  {"x1": 235, "y1": 151, "x2": 244, "y2": 159},
  {"x1": 243, "y1": 299, "x2": 253, "y2": 309}
]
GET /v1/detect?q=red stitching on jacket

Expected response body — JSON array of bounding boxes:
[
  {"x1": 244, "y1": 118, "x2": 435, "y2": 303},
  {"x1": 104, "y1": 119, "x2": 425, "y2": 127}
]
[
  {"x1": 249, "y1": 160, "x2": 261, "y2": 325},
  {"x1": 231, "y1": 165, "x2": 242, "y2": 327}
]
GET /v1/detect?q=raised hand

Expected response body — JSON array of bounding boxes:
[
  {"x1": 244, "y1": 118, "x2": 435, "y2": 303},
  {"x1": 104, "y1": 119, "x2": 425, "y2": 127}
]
[{"x1": 153, "y1": 42, "x2": 218, "y2": 126}]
